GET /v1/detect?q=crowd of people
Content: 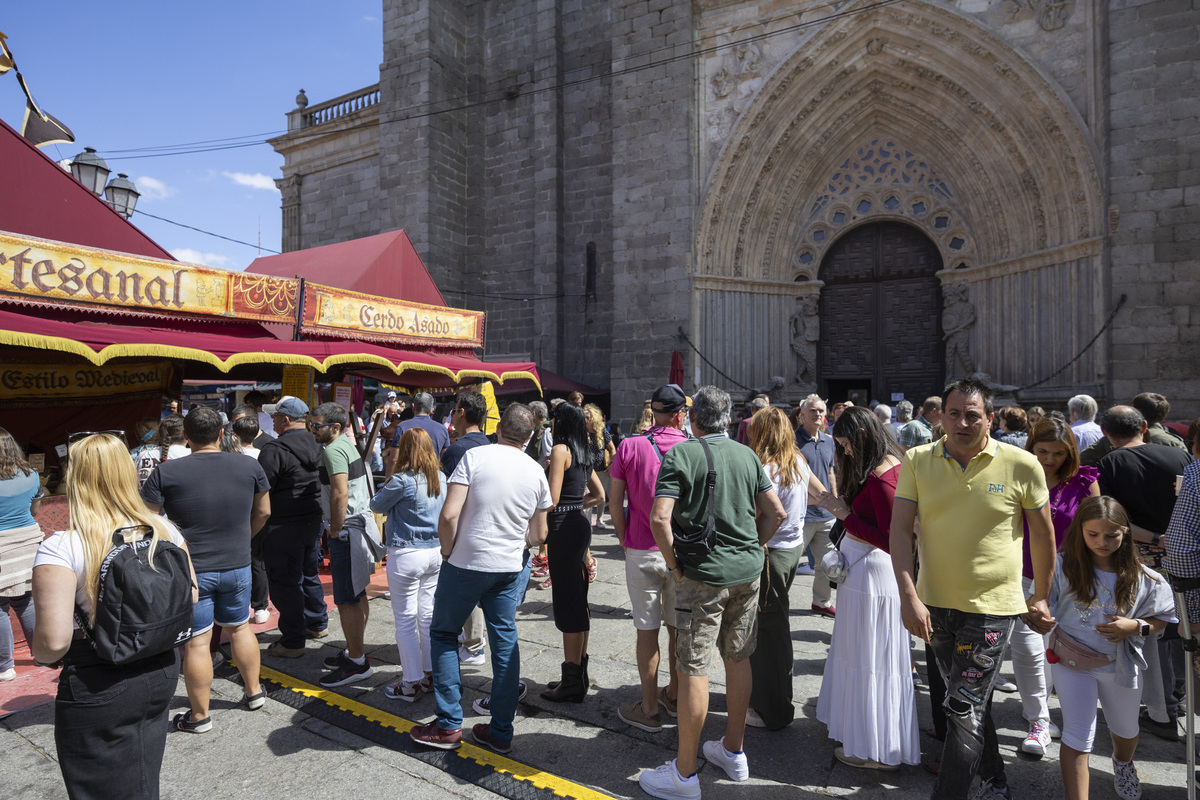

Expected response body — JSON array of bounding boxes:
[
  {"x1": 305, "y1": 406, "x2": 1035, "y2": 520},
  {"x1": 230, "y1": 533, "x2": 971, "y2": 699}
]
[{"x1": 0, "y1": 381, "x2": 1198, "y2": 800}]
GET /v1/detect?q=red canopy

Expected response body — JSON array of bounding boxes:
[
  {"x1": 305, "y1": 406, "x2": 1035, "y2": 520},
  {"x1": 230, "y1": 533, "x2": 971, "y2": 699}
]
[
  {"x1": 0, "y1": 120, "x2": 173, "y2": 260},
  {"x1": 248, "y1": 231, "x2": 445, "y2": 306},
  {"x1": 0, "y1": 306, "x2": 539, "y2": 388}
]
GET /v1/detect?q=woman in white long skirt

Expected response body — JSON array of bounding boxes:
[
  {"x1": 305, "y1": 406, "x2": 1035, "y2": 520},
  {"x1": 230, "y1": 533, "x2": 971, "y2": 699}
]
[{"x1": 815, "y1": 406, "x2": 920, "y2": 770}]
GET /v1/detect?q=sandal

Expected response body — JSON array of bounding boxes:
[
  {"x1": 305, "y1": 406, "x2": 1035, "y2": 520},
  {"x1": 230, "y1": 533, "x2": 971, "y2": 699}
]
[
  {"x1": 922, "y1": 757, "x2": 941, "y2": 776},
  {"x1": 585, "y1": 559, "x2": 597, "y2": 583}
]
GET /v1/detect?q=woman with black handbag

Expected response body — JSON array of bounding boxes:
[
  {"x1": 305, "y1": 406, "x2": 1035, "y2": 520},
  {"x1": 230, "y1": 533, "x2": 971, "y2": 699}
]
[
  {"x1": 31, "y1": 434, "x2": 196, "y2": 800},
  {"x1": 814, "y1": 406, "x2": 919, "y2": 771}
]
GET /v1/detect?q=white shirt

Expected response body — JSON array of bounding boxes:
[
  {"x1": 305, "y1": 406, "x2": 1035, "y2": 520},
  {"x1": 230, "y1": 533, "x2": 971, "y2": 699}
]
[
  {"x1": 448, "y1": 444, "x2": 553, "y2": 573},
  {"x1": 257, "y1": 411, "x2": 278, "y2": 439},
  {"x1": 34, "y1": 523, "x2": 185, "y2": 620},
  {"x1": 765, "y1": 460, "x2": 811, "y2": 549}
]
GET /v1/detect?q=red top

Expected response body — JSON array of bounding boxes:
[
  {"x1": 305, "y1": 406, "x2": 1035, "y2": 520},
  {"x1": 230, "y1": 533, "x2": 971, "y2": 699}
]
[{"x1": 843, "y1": 464, "x2": 901, "y2": 553}]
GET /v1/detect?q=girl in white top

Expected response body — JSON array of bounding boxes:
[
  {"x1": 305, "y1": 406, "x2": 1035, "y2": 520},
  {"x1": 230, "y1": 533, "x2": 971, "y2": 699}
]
[
  {"x1": 32, "y1": 433, "x2": 195, "y2": 800},
  {"x1": 745, "y1": 406, "x2": 826, "y2": 729},
  {"x1": 1038, "y1": 496, "x2": 1175, "y2": 800}
]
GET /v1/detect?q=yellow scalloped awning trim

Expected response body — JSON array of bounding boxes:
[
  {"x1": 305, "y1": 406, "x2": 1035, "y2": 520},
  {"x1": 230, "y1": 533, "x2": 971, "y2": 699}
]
[{"x1": 0, "y1": 327, "x2": 541, "y2": 391}]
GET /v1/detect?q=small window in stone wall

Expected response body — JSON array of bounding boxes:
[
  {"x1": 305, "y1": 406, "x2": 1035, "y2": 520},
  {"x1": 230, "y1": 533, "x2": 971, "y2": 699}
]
[
  {"x1": 949, "y1": 237, "x2": 965, "y2": 250},
  {"x1": 884, "y1": 196, "x2": 900, "y2": 210},
  {"x1": 799, "y1": 252, "x2": 814, "y2": 265},
  {"x1": 832, "y1": 212, "x2": 846, "y2": 224},
  {"x1": 912, "y1": 201, "x2": 926, "y2": 214},
  {"x1": 857, "y1": 199, "x2": 872, "y2": 214},
  {"x1": 813, "y1": 230, "x2": 826, "y2": 242},
  {"x1": 935, "y1": 216, "x2": 949, "y2": 229}
]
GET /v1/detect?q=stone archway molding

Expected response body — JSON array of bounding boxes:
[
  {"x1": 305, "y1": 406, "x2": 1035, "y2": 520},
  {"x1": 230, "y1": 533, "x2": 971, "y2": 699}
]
[{"x1": 694, "y1": 0, "x2": 1106, "y2": 283}]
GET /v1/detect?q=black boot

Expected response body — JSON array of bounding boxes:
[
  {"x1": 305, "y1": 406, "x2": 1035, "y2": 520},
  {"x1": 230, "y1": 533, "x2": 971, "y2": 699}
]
[
  {"x1": 541, "y1": 661, "x2": 586, "y2": 703},
  {"x1": 547, "y1": 654, "x2": 588, "y2": 690}
]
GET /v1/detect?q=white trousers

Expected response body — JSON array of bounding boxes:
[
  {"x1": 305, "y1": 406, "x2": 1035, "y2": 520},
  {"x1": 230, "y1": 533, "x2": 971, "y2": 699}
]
[
  {"x1": 1011, "y1": 576, "x2": 1052, "y2": 723},
  {"x1": 386, "y1": 546, "x2": 441, "y2": 680}
]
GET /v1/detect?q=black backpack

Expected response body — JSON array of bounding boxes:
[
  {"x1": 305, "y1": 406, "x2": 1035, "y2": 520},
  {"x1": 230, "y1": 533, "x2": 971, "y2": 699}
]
[{"x1": 74, "y1": 525, "x2": 195, "y2": 665}]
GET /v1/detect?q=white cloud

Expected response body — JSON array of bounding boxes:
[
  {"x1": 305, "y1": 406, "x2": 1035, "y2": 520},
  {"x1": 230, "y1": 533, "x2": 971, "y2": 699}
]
[
  {"x1": 133, "y1": 176, "x2": 176, "y2": 201},
  {"x1": 223, "y1": 172, "x2": 280, "y2": 193},
  {"x1": 171, "y1": 248, "x2": 232, "y2": 268},
  {"x1": 363, "y1": 15, "x2": 378, "y2": 22}
]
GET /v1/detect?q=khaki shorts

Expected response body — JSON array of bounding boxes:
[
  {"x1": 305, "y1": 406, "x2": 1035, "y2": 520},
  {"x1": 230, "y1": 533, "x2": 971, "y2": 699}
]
[
  {"x1": 674, "y1": 575, "x2": 760, "y2": 676},
  {"x1": 624, "y1": 548, "x2": 677, "y2": 630}
]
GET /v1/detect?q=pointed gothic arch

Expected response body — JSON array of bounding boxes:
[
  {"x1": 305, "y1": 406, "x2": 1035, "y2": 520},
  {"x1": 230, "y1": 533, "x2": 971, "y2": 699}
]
[{"x1": 690, "y1": 0, "x2": 1107, "y2": 396}]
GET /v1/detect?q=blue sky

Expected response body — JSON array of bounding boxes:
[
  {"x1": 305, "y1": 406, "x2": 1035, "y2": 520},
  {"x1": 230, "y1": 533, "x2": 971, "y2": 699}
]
[{"x1": 0, "y1": 3, "x2": 383, "y2": 271}]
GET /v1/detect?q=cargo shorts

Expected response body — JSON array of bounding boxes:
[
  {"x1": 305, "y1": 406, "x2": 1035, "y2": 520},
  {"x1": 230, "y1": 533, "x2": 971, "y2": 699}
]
[{"x1": 673, "y1": 575, "x2": 760, "y2": 676}]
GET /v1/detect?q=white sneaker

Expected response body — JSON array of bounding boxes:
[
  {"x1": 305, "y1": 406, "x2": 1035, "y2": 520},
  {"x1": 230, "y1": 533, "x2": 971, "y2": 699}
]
[
  {"x1": 0, "y1": 668, "x2": 15, "y2": 682},
  {"x1": 1048, "y1": 720, "x2": 1062, "y2": 739},
  {"x1": 993, "y1": 676, "x2": 1018, "y2": 693},
  {"x1": 746, "y1": 708, "x2": 767, "y2": 728},
  {"x1": 1021, "y1": 719, "x2": 1051, "y2": 756},
  {"x1": 1113, "y1": 757, "x2": 1141, "y2": 800},
  {"x1": 253, "y1": 608, "x2": 270, "y2": 625},
  {"x1": 703, "y1": 737, "x2": 749, "y2": 782},
  {"x1": 458, "y1": 646, "x2": 485, "y2": 666},
  {"x1": 638, "y1": 759, "x2": 700, "y2": 800}
]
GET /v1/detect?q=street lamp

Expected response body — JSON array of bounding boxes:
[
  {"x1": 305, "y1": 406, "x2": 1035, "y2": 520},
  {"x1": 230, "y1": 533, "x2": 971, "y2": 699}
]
[
  {"x1": 69, "y1": 147, "x2": 109, "y2": 195},
  {"x1": 103, "y1": 173, "x2": 139, "y2": 219}
]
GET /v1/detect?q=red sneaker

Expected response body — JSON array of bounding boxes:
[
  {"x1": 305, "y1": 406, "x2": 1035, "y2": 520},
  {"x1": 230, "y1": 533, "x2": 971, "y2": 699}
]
[
  {"x1": 811, "y1": 604, "x2": 836, "y2": 618},
  {"x1": 470, "y1": 723, "x2": 512, "y2": 754},
  {"x1": 410, "y1": 722, "x2": 462, "y2": 750}
]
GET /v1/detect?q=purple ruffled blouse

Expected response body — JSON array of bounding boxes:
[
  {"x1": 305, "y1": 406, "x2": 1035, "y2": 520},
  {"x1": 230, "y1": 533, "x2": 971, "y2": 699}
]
[{"x1": 1022, "y1": 465, "x2": 1100, "y2": 580}]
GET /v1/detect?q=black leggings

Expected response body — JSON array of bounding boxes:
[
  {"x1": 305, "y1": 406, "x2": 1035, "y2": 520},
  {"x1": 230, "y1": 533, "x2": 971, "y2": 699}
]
[
  {"x1": 547, "y1": 510, "x2": 592, "y2": 633},
  {"x1": 55, "y1": 643, "x2": 179, "y2": 800}
]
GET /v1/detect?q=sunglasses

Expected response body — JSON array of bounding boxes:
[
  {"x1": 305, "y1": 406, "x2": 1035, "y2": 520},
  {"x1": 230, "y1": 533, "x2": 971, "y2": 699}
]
[
  {"x1": 67, "y1": 430, "x2": 128, "y2": 447},
  {"x1": 308, "y1": 421, "x2": 339, "y2": 430}
]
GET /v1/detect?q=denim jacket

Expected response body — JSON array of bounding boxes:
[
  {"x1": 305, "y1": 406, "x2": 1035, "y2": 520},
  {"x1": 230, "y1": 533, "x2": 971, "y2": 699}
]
[{"x1": 370, "y1": 470, "x2": 447, "y2": 549}]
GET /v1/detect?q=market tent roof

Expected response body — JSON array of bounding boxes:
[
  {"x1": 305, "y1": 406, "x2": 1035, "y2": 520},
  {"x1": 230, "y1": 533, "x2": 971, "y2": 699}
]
[
  {"x1": 0, "y1": 306, "x2": 539, "y2": 388},
  {"x1": 247, "y1": 230, "x2": 446, "y2": 306},
  {"x1": 0, "y1": 120, "x2": 173, "y2": 260}
]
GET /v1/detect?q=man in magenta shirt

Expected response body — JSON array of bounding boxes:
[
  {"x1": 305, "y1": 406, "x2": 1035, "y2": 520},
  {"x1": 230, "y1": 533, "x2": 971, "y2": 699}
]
[{"x1": 609, "y1": 384, "x2": 690, "y2": 733}]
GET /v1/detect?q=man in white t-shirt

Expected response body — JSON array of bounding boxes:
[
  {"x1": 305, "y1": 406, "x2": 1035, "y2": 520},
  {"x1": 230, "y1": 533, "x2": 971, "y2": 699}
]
[{"x1": 409, "y1": 404, "x2": 552, "y2": 756}]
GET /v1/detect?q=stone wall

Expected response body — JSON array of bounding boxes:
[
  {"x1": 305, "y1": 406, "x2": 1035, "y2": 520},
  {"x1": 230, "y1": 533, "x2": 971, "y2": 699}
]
[{"x1": 1107, "y1": 0, "x2": 1200, "y2": 419}]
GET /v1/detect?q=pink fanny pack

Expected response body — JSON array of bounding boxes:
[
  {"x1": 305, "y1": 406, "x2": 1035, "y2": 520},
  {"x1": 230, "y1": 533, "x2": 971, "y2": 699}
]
[{"x1": 1047, "y1": 628, "x2": 1114, "y2": 671}]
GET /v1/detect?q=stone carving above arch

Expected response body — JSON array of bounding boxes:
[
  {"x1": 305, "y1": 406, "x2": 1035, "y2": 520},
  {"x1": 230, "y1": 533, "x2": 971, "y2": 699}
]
[
  {"x1": 694, "y1": 1, "x2": 1105, "y2": 284},
  {"x1": 791, "y1": 139, "x2": 974, "y2": 279}
]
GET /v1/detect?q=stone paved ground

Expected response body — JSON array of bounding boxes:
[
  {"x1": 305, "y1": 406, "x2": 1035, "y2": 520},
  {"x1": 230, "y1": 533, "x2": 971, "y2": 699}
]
[{"x1": 3, "y1": 520, "x2": 1195, "y2": 798}]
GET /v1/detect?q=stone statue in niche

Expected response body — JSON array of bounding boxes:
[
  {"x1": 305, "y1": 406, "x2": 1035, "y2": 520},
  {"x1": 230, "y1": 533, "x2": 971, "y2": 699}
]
[
  {"x1": 790, "y1": 295, "x2": 820, "y2": 387},
  {"x1": 942, "y1": 284, "x2": 976, "y2": 380},
  {"x1": 743, "y1": 376, "x2": 787, "y2": 408}
]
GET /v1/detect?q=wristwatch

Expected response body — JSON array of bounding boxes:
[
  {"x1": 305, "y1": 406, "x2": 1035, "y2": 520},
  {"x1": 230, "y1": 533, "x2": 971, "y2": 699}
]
[
  {"x1": 1151, "y1": 533, "x2": 1162, "y2": 547},
  {"x1": 1138, "y1": 619, "x2": 1151, "y2": 637}
]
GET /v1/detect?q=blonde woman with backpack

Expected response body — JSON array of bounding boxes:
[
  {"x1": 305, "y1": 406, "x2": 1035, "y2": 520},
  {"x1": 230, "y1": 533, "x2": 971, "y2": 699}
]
[{"x1": 32, "y1": 434, "x2": 196, "y2": 800}]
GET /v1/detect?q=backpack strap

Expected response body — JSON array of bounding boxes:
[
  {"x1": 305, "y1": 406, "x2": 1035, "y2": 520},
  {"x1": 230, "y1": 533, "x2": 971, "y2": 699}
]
[
  {"x1": 643, "y1": 430, "x2": 664, "y2": 463},
  {"x1": 695, "y1": 436, "x2": 717, "y2": 536}
]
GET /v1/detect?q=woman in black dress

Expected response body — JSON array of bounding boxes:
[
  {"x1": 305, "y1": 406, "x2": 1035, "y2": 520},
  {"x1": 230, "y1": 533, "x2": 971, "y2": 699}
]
[{"x1": 541, "y1": 403, "x2": 605, "y2": 703}]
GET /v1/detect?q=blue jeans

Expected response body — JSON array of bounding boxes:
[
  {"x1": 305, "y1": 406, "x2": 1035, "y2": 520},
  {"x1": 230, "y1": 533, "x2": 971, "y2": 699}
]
[
  {"x1": 430, "y1": 555, "x2": 530, "y2": 745},
  {"x1": 0, "y1": 592, "x2": 35, "y2": 671},
  {"x1": 927, "y1": 606, "x2": 1016, "y2": 798}
]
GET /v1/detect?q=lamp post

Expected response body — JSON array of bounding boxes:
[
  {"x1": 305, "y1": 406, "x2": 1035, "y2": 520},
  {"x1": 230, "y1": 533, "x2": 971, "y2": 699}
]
[
  {"x1": 69, "y1": 148, "x2": 140, "y2": 219},
  {"x1": 103, "y1": 173, "x2": 139, "y2": 219},
  {"x1": 69, "y1": 147, "x2": 109, "y2": 195}
]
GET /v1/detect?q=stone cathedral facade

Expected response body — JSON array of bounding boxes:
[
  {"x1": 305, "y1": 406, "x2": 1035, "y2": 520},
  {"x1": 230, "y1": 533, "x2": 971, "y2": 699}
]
[{"x1": 270, "y1": 0, "x2": 1199, "y2": 422}]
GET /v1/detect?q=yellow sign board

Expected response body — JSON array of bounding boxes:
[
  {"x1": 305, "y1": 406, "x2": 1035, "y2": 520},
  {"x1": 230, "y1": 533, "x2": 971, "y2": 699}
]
[
  {"x1": 280, "y1": 365, "x2": 316, "y2": 409},
  {"x1": 301, "y1": 282, "x2": 484, "y2": 347},
  {"x1": 0, "y1": 232, "x2": 296, "y2": 322},
  {"x1": 0, "y1": 360, "x2": 172, "y2": 400}
]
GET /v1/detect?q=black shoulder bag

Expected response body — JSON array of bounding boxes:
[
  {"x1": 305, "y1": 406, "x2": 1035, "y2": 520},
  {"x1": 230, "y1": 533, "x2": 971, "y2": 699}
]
[{"x1": 671, "y1": 437, "x2": 718, "y2": 566}]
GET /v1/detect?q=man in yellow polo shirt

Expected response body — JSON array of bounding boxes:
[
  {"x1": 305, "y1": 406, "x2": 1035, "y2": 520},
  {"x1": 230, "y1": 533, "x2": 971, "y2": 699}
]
[{"x1": 890, "y1": 378, "x2": 1055, "y2": 800}]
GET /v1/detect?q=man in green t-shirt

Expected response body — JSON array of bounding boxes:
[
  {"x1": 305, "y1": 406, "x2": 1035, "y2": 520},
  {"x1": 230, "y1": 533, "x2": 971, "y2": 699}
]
[
  {"x1": 311, "y1": 402, "x2": 375, "y2": 688},
  {"x1": 637, "y1": 386, "x2": 786, "y2": 799}
]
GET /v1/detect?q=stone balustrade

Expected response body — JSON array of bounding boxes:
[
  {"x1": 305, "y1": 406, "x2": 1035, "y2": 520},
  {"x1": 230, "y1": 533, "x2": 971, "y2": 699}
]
[{"x1": 288, "y1": 85, "x2": 381, "y2": 132}]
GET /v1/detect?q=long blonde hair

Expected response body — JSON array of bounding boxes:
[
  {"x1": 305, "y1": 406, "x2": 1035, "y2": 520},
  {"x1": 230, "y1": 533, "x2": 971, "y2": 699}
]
[
  {"x1": 583, "y1": 403, "x2": 606, "y2": 450},
  {"x1": 66, "y1": 434, "x2": 176, "y2": 623},
  {"x1": 750, "y1": 407, "x2": 803, "y2": 489}
]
